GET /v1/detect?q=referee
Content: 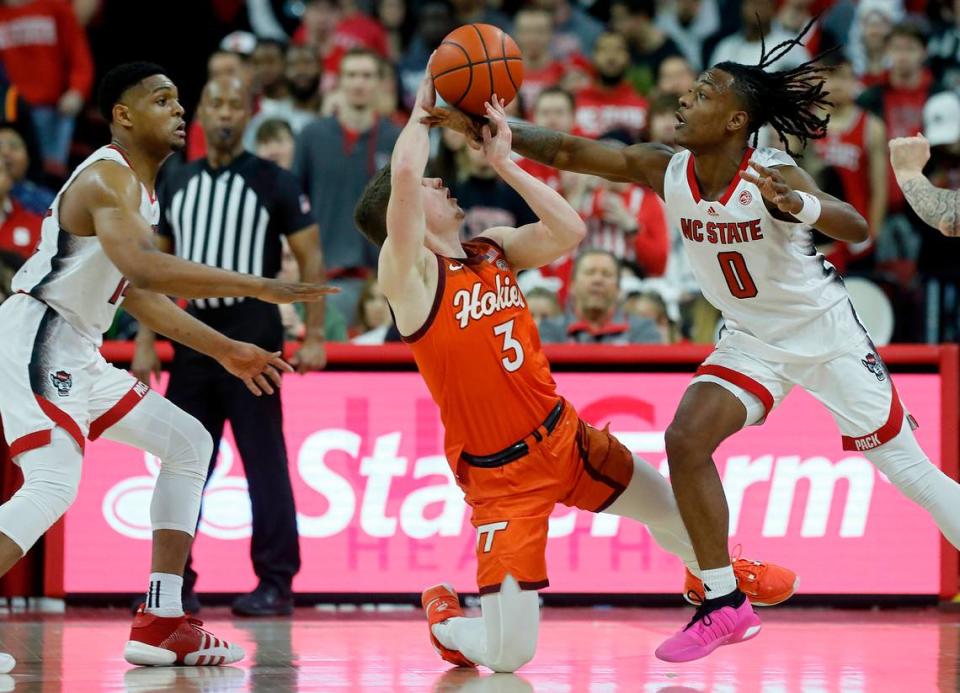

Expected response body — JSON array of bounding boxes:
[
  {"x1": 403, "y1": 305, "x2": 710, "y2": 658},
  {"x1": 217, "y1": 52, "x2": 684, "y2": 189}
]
[{"x1": 133, "y1": 76, "x2": 327, "y2": 616}]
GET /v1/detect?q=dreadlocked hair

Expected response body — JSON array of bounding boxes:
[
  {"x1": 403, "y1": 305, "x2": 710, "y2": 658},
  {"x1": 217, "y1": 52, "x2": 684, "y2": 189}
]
[{"x1": 714, "y1": 15, "x2": 837, "y2": 156}]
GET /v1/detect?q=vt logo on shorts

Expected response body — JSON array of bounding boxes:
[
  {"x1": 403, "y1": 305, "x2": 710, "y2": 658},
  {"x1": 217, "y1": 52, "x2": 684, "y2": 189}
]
[
  {"x1": 861, "y1": 353, "x2": 886, "y2": 382},
  {"x1": 50, "y1": 370, "x2": 73, "y2": 397},
  {"x1": 477, "y1": 521, "x2": 508, "y2": 553}
]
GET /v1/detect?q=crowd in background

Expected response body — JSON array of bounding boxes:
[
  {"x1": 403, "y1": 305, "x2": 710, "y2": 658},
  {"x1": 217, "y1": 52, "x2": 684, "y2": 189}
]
[{"x1": 0, "y1": 0, "x2": 959, "y2": 345}]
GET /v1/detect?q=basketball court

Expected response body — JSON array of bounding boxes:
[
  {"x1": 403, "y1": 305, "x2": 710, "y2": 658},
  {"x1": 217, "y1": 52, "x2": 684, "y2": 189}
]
[{"x1": 0, "y1": 605, "x2": 955, "y2": 691}]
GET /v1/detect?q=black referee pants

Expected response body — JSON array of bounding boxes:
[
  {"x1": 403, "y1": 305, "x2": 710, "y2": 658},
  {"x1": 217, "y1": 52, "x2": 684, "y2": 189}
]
[{"x1": 165, "y1": 300, "x2": 301, "y2": 598}]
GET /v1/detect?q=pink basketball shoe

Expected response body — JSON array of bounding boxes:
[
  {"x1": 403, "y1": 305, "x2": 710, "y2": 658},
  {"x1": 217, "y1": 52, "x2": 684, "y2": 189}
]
[{"x1": 655, "y1": 592, "x2": 762, "y2": 663}]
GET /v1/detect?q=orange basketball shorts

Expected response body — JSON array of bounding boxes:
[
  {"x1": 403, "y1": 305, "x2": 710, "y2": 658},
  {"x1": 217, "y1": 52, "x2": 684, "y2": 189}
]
[{"x1": 453, "y1": 401, "x2": 635, "y2": 594}]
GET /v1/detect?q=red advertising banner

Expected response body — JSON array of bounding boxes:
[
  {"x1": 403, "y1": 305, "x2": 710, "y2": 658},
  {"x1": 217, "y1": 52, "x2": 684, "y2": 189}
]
[{"x1": 62, "y1": 370, "x2": 948, "y2": 596}]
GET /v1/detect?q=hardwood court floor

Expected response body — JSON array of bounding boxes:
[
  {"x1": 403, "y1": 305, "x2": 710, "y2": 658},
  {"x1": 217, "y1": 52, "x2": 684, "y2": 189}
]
[{"x1": 0, "y1": 606, "x2": 956, "y2": 692}]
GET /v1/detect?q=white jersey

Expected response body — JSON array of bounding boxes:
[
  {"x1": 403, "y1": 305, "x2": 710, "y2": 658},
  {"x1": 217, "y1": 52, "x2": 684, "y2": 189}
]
[
  {"x1": 664, "y1": 146, "x2": 865, "y2": 362},
  {"x1": 12, "y1": 145, "x2": 160, "y2": 345}
]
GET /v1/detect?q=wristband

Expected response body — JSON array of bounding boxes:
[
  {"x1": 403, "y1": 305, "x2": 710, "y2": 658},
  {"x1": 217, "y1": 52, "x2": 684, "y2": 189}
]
[{"x1": 793, "y1": 191, "x2": 822, "y2": 225}]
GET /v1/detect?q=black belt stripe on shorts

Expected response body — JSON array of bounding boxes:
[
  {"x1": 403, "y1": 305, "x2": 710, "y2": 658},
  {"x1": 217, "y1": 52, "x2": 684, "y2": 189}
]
[{"x1": 461, "y1": 400, "x2": 565, "y2": 468}]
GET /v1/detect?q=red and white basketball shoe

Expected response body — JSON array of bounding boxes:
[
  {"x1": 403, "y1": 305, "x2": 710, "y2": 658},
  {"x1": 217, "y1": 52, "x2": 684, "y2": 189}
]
[
  {"x1": 421, "y1": 584, "x2": 476, "y2": 668},
  {"x1": 124, "y1": 605, "x2": 245, "y2": 667}
]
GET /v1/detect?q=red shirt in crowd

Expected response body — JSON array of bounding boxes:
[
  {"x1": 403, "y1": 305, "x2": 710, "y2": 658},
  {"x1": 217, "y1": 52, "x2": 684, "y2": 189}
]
[
  {"x1": 813, "y1": 109, "x2": 871, "y2": 221},
  {"x1": 0, "y1": 198, "x2": 41, "y2": 260},
  {"x1": 861, "y1": 70, "x2": 933, "y2": 212},
  {"x1": 574, "y1": 83, "x2": 648, "y2": 139},
  {"x1": 0, "y1": 0, "x2": 93, "y2": 106},
  {"x1": 579, "y1": 185, "x2": 668, "y2": 277},
  {"x1": 518, "y1": 61, "x2": 566, "y2": 118}
]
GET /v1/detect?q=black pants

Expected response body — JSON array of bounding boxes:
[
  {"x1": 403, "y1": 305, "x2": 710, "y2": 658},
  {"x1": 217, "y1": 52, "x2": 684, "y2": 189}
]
[{"x1": 165, "y1": 300, "x2": 301, "y2": 597}]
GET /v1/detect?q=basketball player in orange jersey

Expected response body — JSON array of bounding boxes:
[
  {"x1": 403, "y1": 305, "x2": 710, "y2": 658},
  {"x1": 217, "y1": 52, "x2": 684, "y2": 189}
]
[
  {"x1": 426, "y1": 23, "x2": 960, "y2": 663},
  {"x1": 0, "y1": 63, "x2": 334, "y2": 672},
  {"x1": 354, "y1": 73, "x2": 796, "y2": 673}
]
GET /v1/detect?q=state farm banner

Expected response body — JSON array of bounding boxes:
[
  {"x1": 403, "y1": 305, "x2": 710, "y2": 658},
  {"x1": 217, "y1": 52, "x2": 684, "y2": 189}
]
[{"x1": 65, "y1": 372, "x2": 943, "y2": 595}]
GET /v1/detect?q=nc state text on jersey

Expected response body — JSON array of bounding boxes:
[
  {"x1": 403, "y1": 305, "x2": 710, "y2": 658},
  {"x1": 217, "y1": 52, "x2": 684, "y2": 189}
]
[{"x1": 680, "y1": 218, "x2": 764, "y2": 244}]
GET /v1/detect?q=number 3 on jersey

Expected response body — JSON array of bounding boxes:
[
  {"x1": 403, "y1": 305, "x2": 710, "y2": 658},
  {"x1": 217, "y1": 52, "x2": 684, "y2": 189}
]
[
  {"x1": 494, "y1": 319, "x2": 525, "y2": 372},
  {"x1": 718, "y1": 251, "x2": 758, "y2": 299}
]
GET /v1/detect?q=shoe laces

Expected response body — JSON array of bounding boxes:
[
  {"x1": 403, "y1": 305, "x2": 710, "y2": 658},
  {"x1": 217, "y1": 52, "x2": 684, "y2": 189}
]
[{"x1": 683, "y1": 591, "x2": 712, "y2": 631}]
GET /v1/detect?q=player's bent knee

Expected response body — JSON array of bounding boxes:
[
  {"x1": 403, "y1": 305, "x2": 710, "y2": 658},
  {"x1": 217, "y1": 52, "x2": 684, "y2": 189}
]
[
  {"x1": 166, "y1": 411, "x2": 213, "y2": 478},
  {"x1": 664, "y1": 422, "x2": 713, "y2": 466}
]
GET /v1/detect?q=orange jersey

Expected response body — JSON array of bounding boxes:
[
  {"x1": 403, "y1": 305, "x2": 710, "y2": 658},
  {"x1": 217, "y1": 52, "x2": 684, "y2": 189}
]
[{"x1": 403, "y1": 238, "x2": 560, "y2": 463}]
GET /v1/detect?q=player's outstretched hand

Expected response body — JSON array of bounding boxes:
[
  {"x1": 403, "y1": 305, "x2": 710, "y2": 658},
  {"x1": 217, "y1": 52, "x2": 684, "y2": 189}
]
[
  {"x1": 481, "y1": 95, "x2": 511, "y2": 168},
  {"x1": 420, "y1": 106, "x2": 484, "y2": 150},
  {"x1": 740, "y1": 161, "x2": 804, "y2": 215},
  {"x1": 889, "y1": 133, "x2": 931, "y2": 181},
  {"x1": 219, "y1": 341, "x2": 294, "y2": 396},
  {"x1": 257, "y1": 279, "x2": 339, "y2": 305}
]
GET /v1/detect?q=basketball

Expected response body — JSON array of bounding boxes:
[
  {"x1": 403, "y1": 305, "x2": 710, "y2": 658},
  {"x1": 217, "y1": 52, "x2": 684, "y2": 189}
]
[{"x1": 429, "y1": 23, "x2": 524, "y2": 116}]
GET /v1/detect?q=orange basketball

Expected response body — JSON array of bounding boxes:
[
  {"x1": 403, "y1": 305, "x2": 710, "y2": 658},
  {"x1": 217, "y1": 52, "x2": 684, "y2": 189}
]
[{"x1": 429, "y1": 24, "x2": 524, "y2": 116}]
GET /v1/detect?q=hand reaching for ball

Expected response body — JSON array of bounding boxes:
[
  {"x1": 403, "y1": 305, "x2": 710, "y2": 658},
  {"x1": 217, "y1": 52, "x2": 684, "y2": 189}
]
[
  {"x1": 481, "y1": 95, "x2": 511, "y2": 168},
  {"x1": 420, "y1": 106, "x2": 485, "y2": 150},
  {"x1": 414, "y1": 72, "x2": 436, "y2": 112}
]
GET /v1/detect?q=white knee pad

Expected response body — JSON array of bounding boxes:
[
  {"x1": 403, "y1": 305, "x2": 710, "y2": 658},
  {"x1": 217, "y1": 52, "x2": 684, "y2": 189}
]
[
  {"x1": 100, "y1": 391, "x2": 212, "y2": 537},
  {"x1": 0, "y1": 428, "x2": 82, "y2": 552}
]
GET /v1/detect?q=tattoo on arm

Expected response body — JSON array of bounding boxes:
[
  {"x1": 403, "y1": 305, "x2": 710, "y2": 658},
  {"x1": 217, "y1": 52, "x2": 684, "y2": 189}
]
[
  {"x1": 901, "y1": 176, "x2": 960, "y2": 237},
  {"x1": 510, "y1": 122, "x2": 564, "y2": 165}
]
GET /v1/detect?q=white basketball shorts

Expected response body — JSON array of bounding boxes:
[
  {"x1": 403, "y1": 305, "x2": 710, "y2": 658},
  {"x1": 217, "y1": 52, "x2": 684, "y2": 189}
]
[{"x1": 0, "y1": 293, "x2": 149, "y2": 458}]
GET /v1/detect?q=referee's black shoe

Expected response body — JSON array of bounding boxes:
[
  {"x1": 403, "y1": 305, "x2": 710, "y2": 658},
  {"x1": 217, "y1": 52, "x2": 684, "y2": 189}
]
[{"x1": 231, "y1": 584, "x2": 294, "y2": 617}]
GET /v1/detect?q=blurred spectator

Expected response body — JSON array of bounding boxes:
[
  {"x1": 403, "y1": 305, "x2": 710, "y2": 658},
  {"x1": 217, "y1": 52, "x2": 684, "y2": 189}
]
[
  {"x1": 915, "y1": 91, "x2": 960, "y2": 280},
  {"x1": 277, "y1": 236, "x2": 349, "y2": 341},
  {"x1": 446, "y1": 130, "x2": 536, "y2": 238},
  {"x1": 251, "y1": 38, "x2": 290, "y2": 103},
  {"x1": 0, "y1": 79, "x2": 40, "y2": 176},
  {"x1": 255, "y1": 119, "x2": 297, "y2": 170},
  {"x1": 571, "y1": 171, "x2": 669, "y2": 279},
  {"x1": 208, "y1": 45, "x2": 254, "y2": 87},
  {"x1": 848, "y1": 0, "x2": 901, "y2": 87},
  {"x1": 655, "y1": 55, "x2": 696, "y2": 99},
  {"x1": 351, "y1": 277, "x2": 400, "y2": 343},
  {"x1": 398, "y1": 0, "x2": 455, "y2": 109},
  {"x1": 377, "y1": 0, "x2": 415, "y2": 62},
  {"x1": 623, "y1": 289, "x2": 680, "y2": 343},
  {"x1": 928, "y1": 0, "x2": 960, "y2": 90},
  {"x1": 450, "y1": 0, "x2": 510, "y2": 30},
  {"x1": 525, "y1": 286, "x2": 562, "y2": 326},
  {"x1": 515, "y1": 8, "x2": 565, "y2": 117},
  {"x1": 244, "y1": 43, "x2": 323, "y2": 151},
  {"x1": 294, "y1": 48, "x2": 400, "y2": 326},
  {"x1": 0, "y1": 126, "x2": 54, "y2": 215},
  {"x1": 575, "y1": 32, "x2": 649, "y2": 140},
  {"x1": 610, "y1": 0, "x2": 683, "y2": 96},
  {"x1": 531, "y1": 0, "x2": 603, "y2": 59},
  {"x1": 776, "y1": 0, "x2": 823, "y2": 54},
  {"x1": 858, "y1": 22, "x2": 933, "y2": 218},
  {"x1": 656, "y1": 0, "x2": 720, "y2": 71},
  {"x1": 647, "y1": 94, "x2": 680, "y2": 146},
  {"x1": 0, "y1": 0, "x2": 93, "y2": 178},
  {"x1": 709, "y1": 0, "x2": 810, "y2": 71},
  {"x1": 517, "y1": 87, "x2": 577, "y2": 191},
  {"x1": 376, "y1": 60, "x2": 406, "y2": 123},
  {"x1": 810, "y1": 54, "x2": 887, "y2": 274},
  {"x1": 0, "y1": 158, "x2": 40, "y2": 261},
  {"x1": 539, "y1": 249, "x2": 663, "y2": 343}
]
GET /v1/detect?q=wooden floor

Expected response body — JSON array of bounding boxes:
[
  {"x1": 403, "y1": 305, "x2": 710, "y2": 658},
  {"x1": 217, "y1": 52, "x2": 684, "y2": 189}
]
[{"x1": 0, "y1": 606, "x2": 955, "y2": 692}]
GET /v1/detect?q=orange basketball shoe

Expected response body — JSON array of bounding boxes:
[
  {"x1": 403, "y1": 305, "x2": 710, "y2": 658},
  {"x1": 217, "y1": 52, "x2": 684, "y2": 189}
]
[
  {"x1": 421, "y1": 584, "x2": 476, "y2": 668},
  {"x1": 124, "y1": 605, "x2": 245, "y2": 666},
  {"x1": 684, "y1": 552, "x2": 799, "y2": 607}
]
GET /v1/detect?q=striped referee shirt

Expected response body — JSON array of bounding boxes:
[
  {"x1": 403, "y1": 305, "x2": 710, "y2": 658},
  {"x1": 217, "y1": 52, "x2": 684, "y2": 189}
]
[{"x1": 157, "y1": 152, "x2": 313, "y2": 309}]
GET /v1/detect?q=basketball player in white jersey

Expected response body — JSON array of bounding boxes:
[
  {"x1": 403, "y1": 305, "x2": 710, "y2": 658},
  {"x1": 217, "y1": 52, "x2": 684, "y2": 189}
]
[
  {"x1": 427, "y1": 24, "x2": 960, "y2": 662},
  {"x1": 0, "y1": 62, "x2": 333, "y2": 671}
]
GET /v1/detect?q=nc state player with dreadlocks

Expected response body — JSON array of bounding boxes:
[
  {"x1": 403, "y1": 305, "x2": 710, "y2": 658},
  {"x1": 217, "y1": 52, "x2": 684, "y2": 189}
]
[{"x1": 427, "y1": 21, "x2": 960, "y2": 662}]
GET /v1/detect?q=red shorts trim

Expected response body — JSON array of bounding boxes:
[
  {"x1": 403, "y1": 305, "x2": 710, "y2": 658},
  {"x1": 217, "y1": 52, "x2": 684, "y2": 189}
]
[
  {"x1": 34, "y1": 395, "x2": 84, "y2": 452},
  {"x1": 695, "y1": 364, "x2": 775, "y2": 416},
  {"x1": 9, "y1": 429, "x2": 52, "y2": 459},
  {"x1": 478, "y1": 579, "x2": 549, "y2": 595},
  {"x1": 841, "y1": 383, "x2": 907, "y2": 452},
  {"x1": 88, "y1": 382, "x2": 149, "y2": 441}
]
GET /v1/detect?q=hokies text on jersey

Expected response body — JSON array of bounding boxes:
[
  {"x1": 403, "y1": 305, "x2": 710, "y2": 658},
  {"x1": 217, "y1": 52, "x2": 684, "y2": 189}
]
[
  {"x1": 453, "y1": 273, "x2": 526, "y2": 329},
  {"x1": 680, "y1": 217, "x2": 765, "y2": 245}
]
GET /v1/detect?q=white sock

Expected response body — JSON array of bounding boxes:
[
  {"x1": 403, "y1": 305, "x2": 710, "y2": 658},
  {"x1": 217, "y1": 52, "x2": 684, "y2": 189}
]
[
  {"x1": 145, "y1": 572, "x2": 184, "y2": 617},
  {"x1": 701, "y1": 565, "x2": 737, "y2": 600}
]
